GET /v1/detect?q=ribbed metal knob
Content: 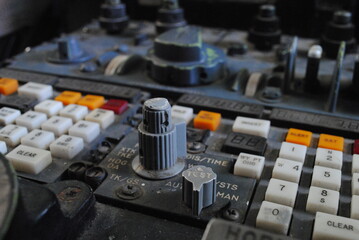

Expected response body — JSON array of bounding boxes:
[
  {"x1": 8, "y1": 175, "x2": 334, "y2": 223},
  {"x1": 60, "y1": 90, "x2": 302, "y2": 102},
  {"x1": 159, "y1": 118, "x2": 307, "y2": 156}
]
[
  {"x1": 132, "y1": 98, "x2": 186, "y2": 179},
  {"x1": 182, "y1": 165, "x2": 217, "y2": 216}
]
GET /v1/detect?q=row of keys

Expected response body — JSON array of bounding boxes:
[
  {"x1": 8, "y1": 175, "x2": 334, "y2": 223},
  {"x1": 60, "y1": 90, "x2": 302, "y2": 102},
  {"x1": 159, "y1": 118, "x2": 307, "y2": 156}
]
[{"x1": 6, "y1": 134, "x2": 84, "y2": 174}]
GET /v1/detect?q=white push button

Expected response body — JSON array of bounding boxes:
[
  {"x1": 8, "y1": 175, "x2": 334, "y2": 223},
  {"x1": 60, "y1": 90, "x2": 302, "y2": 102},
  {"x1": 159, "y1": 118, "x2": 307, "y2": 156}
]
[
  {"x1": 41, "y1": 116, "x2": 73, "y2": 136},
  {"x1": 16, "y1": 111, "x2": 47, "y2": 130},
  {"x1": 232, "y1": 116, "x2": 271, "y2": 138},
  {"x1": 351, "y1": 195, "x2": 359, "y2": 220},
  {"x1": 0, "y1": 141, "x2": 7, "y2": 154},
  {"x1": 315, "y1": 147, "x2": 343, "y2": 170},
  {"x1": 0, "y1": 107, "x2": 21, "y2": 125},
  {"x1": 6, "y1": 145, "x2": 52, "y2": 174},
  {"x1": 272, "y1": 158, "x2": 303, "y2": 183},
  {"x1": 256, "y1": 201, "x2": 293, "y2": 234},
  {"x1": 306, "y1": 186, "x2": 339, "y2": 214},
  {"x1": 313, "y1": 212, "x2": 359, "y2": 240},
  {"x1": 265, "y1": 178, "x2": 298, "y2": 207},
  {"x1": 59, "y1": 104, "x2": 88, "y2": 122},
  {"x1": 85, "y1": 108, "x2": 115, "y2": 129},
  {"x1": 49, "y1": 135, "x2": 84, "y2": 159},
  {"x1": 18, "y1": 82, "x2": 53, "y2": 101},
  {"x1": 353, "y1": 154, "x2": 359, "y2": 174},
  {"x1": 234, "y1": 152, "x2": 265, "y2": 179},
  {"x1": 279, "y1": 142, "x2": 307, "y2": 163},
  {"x1": 171, "y1": 105, "x2": 193, "y2": 124},
  {"x1": 69, "y1": 120, "x2": 100, "y2": 142},
  {"x1": 21, "y1": 129, "x2": 55, "y2": 150},
  {"x1": 352, "y1": 173, "x2": 359, "y2": 195},
  {"x1": 0, "y1": 124, "x2": 28, "y2": 147},
  {"x1": 34, "y1": 100, "x2": 63, "y2": 117},
  {"x1": 311, "y1": 165, "x2": 342, "y2": 191}
]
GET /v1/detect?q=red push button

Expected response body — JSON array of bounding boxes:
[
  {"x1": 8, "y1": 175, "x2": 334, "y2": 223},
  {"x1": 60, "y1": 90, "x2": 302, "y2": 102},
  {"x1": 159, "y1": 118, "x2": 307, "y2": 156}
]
[
  {"x1": 101, "y1": 99, "x2": 128, "y2": 114},
  {"x1": 354, "y1": 140, "x2": 359, "y2": 154}
]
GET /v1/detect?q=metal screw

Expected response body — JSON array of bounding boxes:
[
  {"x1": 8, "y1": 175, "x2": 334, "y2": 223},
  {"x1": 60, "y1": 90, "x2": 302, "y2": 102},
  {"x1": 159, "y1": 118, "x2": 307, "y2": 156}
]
[
  {"x1": 117, "y1": 184, "x2": 143, "y2": 200},
  {"x1": 223, "y1": 208, "x2": 241, "y2": 221}
]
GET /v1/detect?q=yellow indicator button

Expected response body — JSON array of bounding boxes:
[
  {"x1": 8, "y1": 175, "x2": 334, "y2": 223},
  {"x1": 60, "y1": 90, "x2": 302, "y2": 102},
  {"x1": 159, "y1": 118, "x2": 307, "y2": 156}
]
[
  {"x1": 286, "y1": 128, "x2": 313, "y2": 147},
  {"x1": 0, "y1": 78, "x2": 18, "y2": 95},
  {"x1": 318, "y1": 134, "x2": 344, "y2": 152},
  {"x1": 193, "y1": 110, "x2": 221, "y2": 131},
  {"x1": 77, "y1": 94, "x2": 105, "y2": 110},
  {"x1": 55, "y1": 91, "x2": 82, "y2": 105}
]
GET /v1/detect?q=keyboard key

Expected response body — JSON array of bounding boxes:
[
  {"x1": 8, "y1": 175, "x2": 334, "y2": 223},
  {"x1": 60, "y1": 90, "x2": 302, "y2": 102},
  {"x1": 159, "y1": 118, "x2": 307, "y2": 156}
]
[
  {"x1": 352, "y1": 173, "x2": 359, "y2": 195},
  {"x1": 177, "y1": 94, "x2": 264, "y2": 118},
  {"x1": 313, "y1": 212, "x2": 359, "y2": 240},
  {"x1": 6, "y1": 145, "x2": 52, "y2": 174},
  {"x1": 49, "y1": 135, "x2": 84, "y2": 159},
  {"x1": 0, "y1": 141, "x2": 7, "y2": 154},
  {"x1": 232, "y1": 116, "x2": 270, "y2": 138},
  {"x1": 34, "y1": 100, "x2": 63, "y2": 117},
  {"x1": 85, "y1": 109, "x2": 115, "y2": 129},
  {"x1": 353, "y1": 140, "x2": 359, "y2": 155},
  {"x1": 285, "y1": 128, "x2": 312, "y2": 147},
  {"x1": 69, "y1": 120, "x2": 100, "y2": 142},
  {"x1": 0, "y1": 95, "x2": 37, "y2": 113},
  {"x1": 0, "y1": 124, "x2": 28, "y2": 147},
  {"x1": 16, "y1": 111, "x2": 47, "y2": 130},
  {"x1": 352, "y1": 195, "x2": 359, "y2": 220},
  {"x1": 234, "y1": 153, "x2": 265, "y2": 179},
  {"x1": 256, "y1": 201, "x2": 293, "y2": 234},
  {"x1": 59, "y1": 104, "x2": 88, "y2": 122},
  {"x1": 171, "y1": 105, "x2": 193, "y2": 124},
  {"x1": 21, "y1": 129, "x2": 55, "y2": 149},
  {"x1": 41, "y1": 116, "x2": 73, "y2": 136},
  {"x1": 101, "y1": 99, "x2": 128, "y2": 115},
  {"x1": 353, "y1": 154, "x2": 359, "y2": 174},
  {"x1": 55, "y1": 91, "x2": 82, "y2": 105},
  {"x1": 0, "y1": 78, "x2": 18, "y2": 95},
  {"x1": 318, "y1": 133, "x2": 344, "y2": 152},
  {"x1": 279, "y1": 142, "x2": 307, "y2": 163},
  {"x1": 306, "y1": 186, "x2": 339, "y2": 214},
  {"x1": 265, "y1": 178, "x2": 298, "y2": 207},
  {"x1": 18, "y1": 82, "x2": 53, "y2": 101},
  {"x1": 77, "y1": 94, "x2": 105, "y2": 110},
  {"x1": 311, "y1": 166, "x2": 342, "y2": 191},
  {"x1": 193, "y1": 110, "x2": 221, "y2": 131},
  {"x1": 315, "y1": 147, "x2": 343, "y2": 170},
  {"x1": 222, "y1": 132, "x2": 267, "y2": 155},
  {"x1": 272, "y1": 158, "x2": 303, "y2": 183},
  {"x1": 0, "y1": 107, "x2": 21, "y2": 124}
]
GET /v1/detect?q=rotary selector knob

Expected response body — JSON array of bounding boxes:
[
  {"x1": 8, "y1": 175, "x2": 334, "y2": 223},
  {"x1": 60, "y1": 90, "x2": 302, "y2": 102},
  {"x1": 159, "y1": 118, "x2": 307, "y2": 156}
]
[
  {"x1": 132, "y1": 98, "x2": 186, "y2": 179},
  {"x1": 182, "y1": 165, "x2": 217, "y2": 216}
]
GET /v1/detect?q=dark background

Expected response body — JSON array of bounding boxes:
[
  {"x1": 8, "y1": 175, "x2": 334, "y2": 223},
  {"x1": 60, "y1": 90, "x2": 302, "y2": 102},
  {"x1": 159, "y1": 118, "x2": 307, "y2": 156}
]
[{"x1": 0, "y1": 0, "x2": 357, "y2": 61}]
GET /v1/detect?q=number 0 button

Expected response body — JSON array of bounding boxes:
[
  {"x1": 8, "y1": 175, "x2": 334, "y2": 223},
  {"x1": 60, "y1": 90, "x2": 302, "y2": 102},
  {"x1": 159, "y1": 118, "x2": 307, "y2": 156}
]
[{"x1": 256, "y1": 201, "x2": 293, "y2": 234}]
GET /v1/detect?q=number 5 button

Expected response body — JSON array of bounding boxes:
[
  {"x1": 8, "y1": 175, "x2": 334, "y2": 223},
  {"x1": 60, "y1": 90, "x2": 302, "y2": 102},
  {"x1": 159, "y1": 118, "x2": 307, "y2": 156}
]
[
  {"x1": 311, "y1": 166, "x2": 342, "y2": 191},
  {"x1": 265, "y1": 178, "x2": 298, "y2": 207}
]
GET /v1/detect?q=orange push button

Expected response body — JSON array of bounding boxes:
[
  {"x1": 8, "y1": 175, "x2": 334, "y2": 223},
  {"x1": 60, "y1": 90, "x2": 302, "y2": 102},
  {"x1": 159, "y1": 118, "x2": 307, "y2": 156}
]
[
  {"x1": 77, "y1": 95, "x2": 105, "y2": 110},
  {"x1": 318, "y1": 134, "x2": 344, "y2": 151},
  {"x1": 193, "y1": 110, "x2": 221, "y2": 131},
  {"x1": 0, "y1": 78, "x2": 18, "y2": 95},
  {"x1": 55, "y1": 91, "x2": 82, "y2": 105},
  {"x1": 286, "y1": 128, "x2": 313, "y2": 147}
]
